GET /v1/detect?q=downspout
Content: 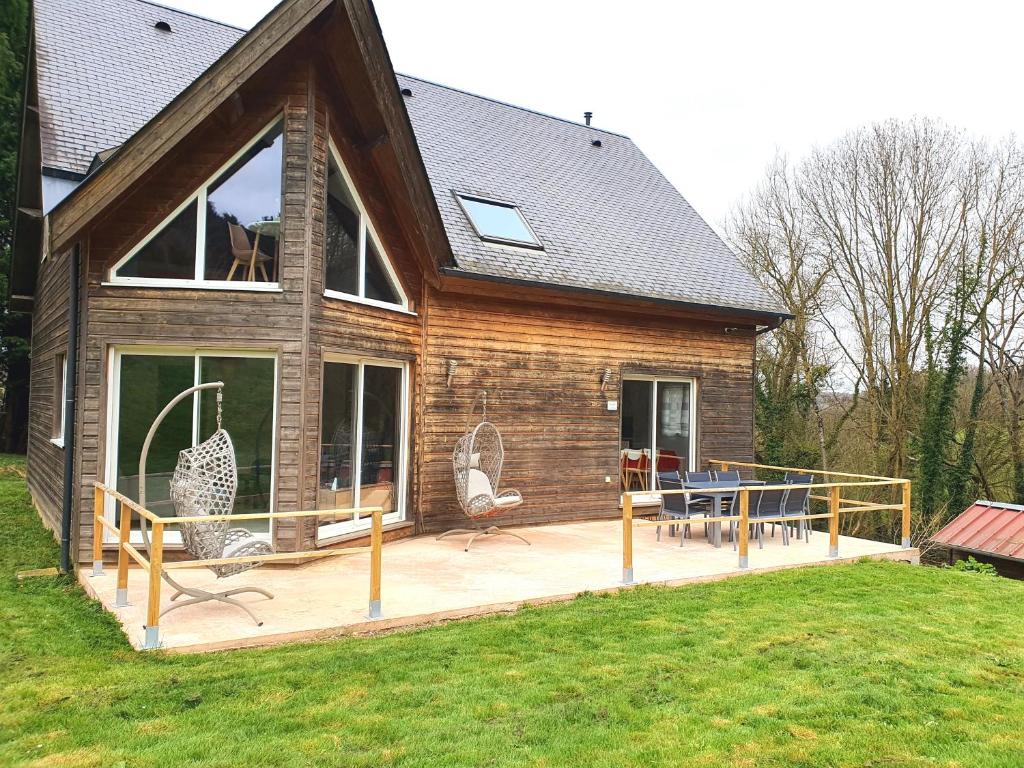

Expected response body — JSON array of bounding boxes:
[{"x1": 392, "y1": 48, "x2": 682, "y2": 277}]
[{"x1": 59, "y1": 242, "x2": 81, "y2": 574}]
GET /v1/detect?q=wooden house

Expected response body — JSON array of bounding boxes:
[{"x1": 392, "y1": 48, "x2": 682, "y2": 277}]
[{"x1": 11, "y1": 0, "x2": 789, "y2": 567}]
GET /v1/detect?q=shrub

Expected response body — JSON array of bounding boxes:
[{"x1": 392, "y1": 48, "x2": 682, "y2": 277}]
[{"x1": 949, "y1": 556, "x2": 999, "y2": 576}]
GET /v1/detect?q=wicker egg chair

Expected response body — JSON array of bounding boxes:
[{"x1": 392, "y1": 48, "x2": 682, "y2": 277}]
[
  {"x1": 137, "y1": 383, "x2": 274, "y2": 643},
  {"x1": 438, "y1": 392, "x2": 529, "y2": 551}
]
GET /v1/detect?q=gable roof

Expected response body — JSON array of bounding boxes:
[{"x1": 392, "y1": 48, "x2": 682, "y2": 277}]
[
  {"x1": 35, "y1": 0, "x2": 245, "y2": 177},
  {"x1": 30, "y1": 0, "x2": 785, "y2": 320},
  {"x1": 931, "y1": 501, "x2": 1024, "y2": 562}
]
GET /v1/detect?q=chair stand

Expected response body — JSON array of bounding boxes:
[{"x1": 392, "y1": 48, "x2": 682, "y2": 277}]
[
  {"x1": 437, "y1": 525, "x2": 531, "y2": 552},
  {"x1": 161, "y1": 583, "x2": 275, "y2": 626}
]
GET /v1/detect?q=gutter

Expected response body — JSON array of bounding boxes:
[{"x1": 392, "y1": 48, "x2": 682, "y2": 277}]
[
  {"x1": 439, "y1": 266, "x2": 793, "y2": 326},
  {"x1": 755, "y1": 315, "x2": 787, "y2": 335},
  {"x1": 59, "y1": 243, "x2": 81, "y2": 574}
]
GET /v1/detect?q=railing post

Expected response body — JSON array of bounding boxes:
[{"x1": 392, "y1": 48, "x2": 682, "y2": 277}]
[
  {"x1": 143, "y1": 521, "x2": 164, "y2": 650},
  {"x1": 368, "y1": 508, "x2": 382, "y2": 618},
  {"x1": 901, "y1": 481, "x2": 912, "y2": 548},
  {"x1": 114, "y1": 500, "x2": 132, "y2": 607},
  {"x1": 622, "y1": 492, "x2": 634, "y2": 584},
  {"x1": 92, "y1": 485, "x2": 105, "y2": 577},
  {"x1": 829, "y1": 485, "x2": 840, "y2": 558},
  {"x1": 738, "y1": 488, "x2": 749, "y2": 568}
]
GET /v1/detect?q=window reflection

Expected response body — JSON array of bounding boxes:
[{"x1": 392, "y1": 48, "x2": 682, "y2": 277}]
[
  {"x1": 112, "y1": 119, "x2": 283, "y2": 284},
  {"x1": 116, "y1": 201, "x2": 197, "y2": 279},
  {"x1": 324, "y1": 155, "x2": 360, "y2": 295},
  {"x1": 322, "y1": 143, "x2": 404, "y2": 305},
  {"x1": 205, "y1": 123, "x2": 283, "y2": 282},
  {"x1": 114, "y1": 353, "x2": 275, "y2": 534}
]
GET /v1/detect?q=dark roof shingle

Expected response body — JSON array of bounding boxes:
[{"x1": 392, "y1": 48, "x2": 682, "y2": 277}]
[{"x1": 34, "y1": 0, "x2": 782, "y2": 316}]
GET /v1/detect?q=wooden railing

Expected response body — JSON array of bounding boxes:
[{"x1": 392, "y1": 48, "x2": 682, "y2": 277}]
[
  {"x1": 91, "y1": 482, "x2": 383, "y2": 649},
  {"x1": 621, "y1": 460, "x2": 911, "y2": 584}
]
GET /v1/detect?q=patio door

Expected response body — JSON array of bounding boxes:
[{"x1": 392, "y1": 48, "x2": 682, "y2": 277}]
[
  {"x1": 317, "y1": 355, "x2": 409, "y2": 540},
  {"x1": 620, "y1": 376, "x2": 696, "y2": 491},
  {"x1": 104, "y1": 348, "x2": 278, "y2": 543}
]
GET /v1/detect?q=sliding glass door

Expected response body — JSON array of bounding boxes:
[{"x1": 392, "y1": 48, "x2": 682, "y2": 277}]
[
  {"x1": 318, "y1": 355, "x2": 408, "y2": 539},
  {"x1": 620, "y1": 376, "x2": 696, "y2": 491},
  {"x1": 105, "y1": 348, "x2": 278, "y2": 540}
]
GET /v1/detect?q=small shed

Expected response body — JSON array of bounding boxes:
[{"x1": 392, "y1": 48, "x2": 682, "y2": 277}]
[{"x1": 931, "y1": 501, "x2": 1024, "y2": 579}]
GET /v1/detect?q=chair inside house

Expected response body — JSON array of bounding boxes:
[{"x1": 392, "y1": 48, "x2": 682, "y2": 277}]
[
  {"x1": 655, "y1": 449, "x2": 680, "y2": 480},
  {"x1": 746, "y1": 487, "x2": 788, "y2": 549},
  {"x1": 226, "y1": 222, "x2": 273, "y2": 282},
  {"x1": 440, "y1": 419, "x2": 528, "y2": 551},
  {"x1": 158, "y1": 393, "x2": 275, "y2": 626},
  {"x1": 621, "y1": 449, "x2": 649, "y2": 490}
]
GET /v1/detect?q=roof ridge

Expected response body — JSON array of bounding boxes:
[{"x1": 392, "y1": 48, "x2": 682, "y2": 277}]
[
  {"x1": 396, "y1": 72, "x2": 631, "y2": 140},
  {"x1": 134, "y1": 0, "x2": 248, "y2": 33}
]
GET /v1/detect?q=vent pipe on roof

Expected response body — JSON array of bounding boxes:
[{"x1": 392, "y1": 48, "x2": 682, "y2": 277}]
[
  {"x1": 154, "y1": 21, "x2": 172, "y2": 32},
  {"x1": 584, "y1": 111, "x2": 593, "y2": 126}
]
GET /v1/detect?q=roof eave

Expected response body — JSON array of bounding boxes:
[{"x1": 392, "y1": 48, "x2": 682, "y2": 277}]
[{"x1": 439, "y1": 266, "x2": 793, "y2": 325}]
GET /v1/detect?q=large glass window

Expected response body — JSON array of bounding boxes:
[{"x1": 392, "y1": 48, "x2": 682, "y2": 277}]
[
  {"x1": 318, "y1": 357, "x2": 406, "y2": 538},
  {"x1": 620, "y1": 377, "x2": 695, "y2": 491},
  {"x1": 109, "y1": 350, "x2": 277, "y2": 538},
  {"x1": 111, "y1": 119, "x2": 283, "y2": 286},
  {"x1": 323, "y1": 142, "x2": 406, "y2": 308}
]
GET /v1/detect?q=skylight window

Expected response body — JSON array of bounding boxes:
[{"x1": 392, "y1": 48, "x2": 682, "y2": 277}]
[{"x1": 456, "y1": 195, "x2": 540, "y2": 247}]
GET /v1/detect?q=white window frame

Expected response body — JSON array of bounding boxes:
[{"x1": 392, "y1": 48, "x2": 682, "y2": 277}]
[
  {"x1": 619, "y1": 375, "x2": 698, "y2": 506},
  {"x1": 106, "y1": 116, "x2": 284, "y2": 291},
  {"x1": 317, "y1": 353, "x2": 410, "y2": 540},
  {"x1": 102, "y1": 346, "x2": 279, "y2": 545},
  {"x1": 322, "y1": 138, "x2": 410, "y2": 313},
  {"x1": 51, "y1": 352, "x2": 67, "y2": 447},
  {"x1": 455, "y1": 192, "x2": 543, "y2": 249}
]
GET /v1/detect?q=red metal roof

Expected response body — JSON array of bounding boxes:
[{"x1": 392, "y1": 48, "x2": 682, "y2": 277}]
[{"x1": 931, "y1": 501, "x2": 1024, "y2": 561}]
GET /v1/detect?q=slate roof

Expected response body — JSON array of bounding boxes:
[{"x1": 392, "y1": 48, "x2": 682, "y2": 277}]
[
  {"x1": 33, "y1": 0, "x2": 783, "y2": 317},
  {"x1": 34, "y1": 0, "x2": 245, "y2": 176}
]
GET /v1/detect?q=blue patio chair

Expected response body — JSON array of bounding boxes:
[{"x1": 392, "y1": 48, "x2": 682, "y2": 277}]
[
  {"x1": 746, "y1": 487, "x2": 787, "y2": 549},
  {"x1": 782, "y1": 472, "x2": 814, "y2": 542},
  {"x1": 656, "y1": 472, "x2": 690, "y2": 545}
]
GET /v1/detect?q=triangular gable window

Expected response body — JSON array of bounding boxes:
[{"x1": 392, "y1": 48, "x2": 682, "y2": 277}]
[
  {"x1": 323, "y1": 139, "x2": 407, "y2": 310},
  {"x1": 110, "y1": 118, "x2": 284, "y2": 287}
]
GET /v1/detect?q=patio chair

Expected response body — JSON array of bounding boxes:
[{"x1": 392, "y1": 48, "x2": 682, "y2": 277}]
[
  {"x1": 138, "y1": 383, "x2": 275, "y2": 637},
  {"x1": 439, "y1": 418, "x2": 528, "y2": 551},
  {"x1": 780, "y1": 472, "x2": 814, "y2": 542},
  {"x1": 656, "y1": 471, "x2": 690, "y2": 545},
  {"x1": 714, "y1": 469, "x2": 741, "y2": 513},
  {"x1": 746, "y1": 487, "x2": 787, "y2": 549}
]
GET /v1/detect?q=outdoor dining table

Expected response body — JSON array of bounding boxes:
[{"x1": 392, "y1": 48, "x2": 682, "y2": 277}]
[{"x1": 681, "y1": 479, "x2": 766, "y2": 548}]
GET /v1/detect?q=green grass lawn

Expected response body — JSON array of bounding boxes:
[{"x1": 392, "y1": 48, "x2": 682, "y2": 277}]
[{"x1": 1, "y1": 454, "x2": 1023, "y2": 767}]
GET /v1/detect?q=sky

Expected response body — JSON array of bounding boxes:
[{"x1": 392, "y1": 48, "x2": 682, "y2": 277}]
[{"x1": 158, "y1": 0, "x2": 1024, "y2": 233}]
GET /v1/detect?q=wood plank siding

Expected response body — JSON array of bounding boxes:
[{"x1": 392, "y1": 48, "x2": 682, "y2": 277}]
[
  {"x1": 26, "y1": 244, "x2": 75, "y2": 534},
  {"x1": 27, "y1": 36, "x2": 759, "y2": 563},
  {"x1": 70, "y1": 49, "x2": 316, "y2": 562},
  {"x1": 417, "y1": 287, "x2": 755, "y2": 533}
]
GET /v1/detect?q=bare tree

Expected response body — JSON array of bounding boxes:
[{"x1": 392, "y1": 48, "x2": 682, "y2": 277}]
[
  {"x1": 729, "y1": 157, "x2": 834, "y2": 469},
  {"x1": 801, "y1": 119, "x2": 968, "y2": 482}
]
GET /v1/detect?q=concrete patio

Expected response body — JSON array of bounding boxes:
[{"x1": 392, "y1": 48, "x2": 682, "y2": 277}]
[{"x1": 80, "y1": 519, "x2": 918, "y2": 653}]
